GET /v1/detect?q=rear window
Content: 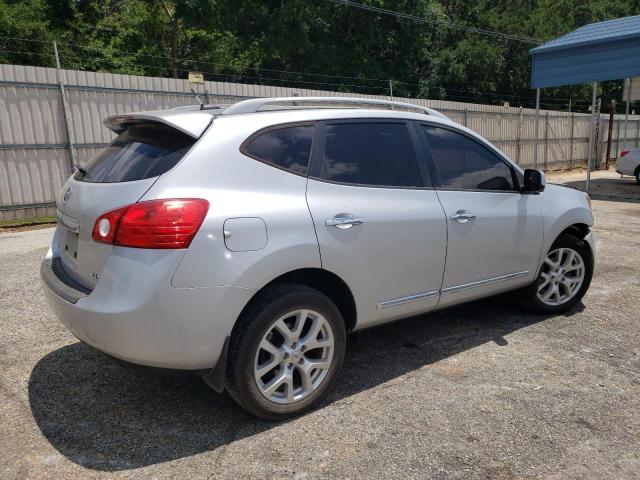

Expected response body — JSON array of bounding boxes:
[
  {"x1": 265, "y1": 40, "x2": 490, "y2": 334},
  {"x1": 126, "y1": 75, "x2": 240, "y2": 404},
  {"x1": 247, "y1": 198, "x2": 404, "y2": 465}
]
[
  {"x1": 75, "y1": 122, "x2": 195, "y2": 183},
  {"x1": 242, "y1": 124, "x2": 313, "y2": 175}
]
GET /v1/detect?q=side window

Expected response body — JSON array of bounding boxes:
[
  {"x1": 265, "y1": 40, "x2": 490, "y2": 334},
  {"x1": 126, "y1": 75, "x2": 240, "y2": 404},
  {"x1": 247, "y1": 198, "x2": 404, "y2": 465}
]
[
  {"x1": 320, "y1": 122, "x2": 423, "y2": 188},
  {"x1": 243, "y1": 124, "x2": 313, "y2": 175},
  {"x1": 421, "y1": 125, "x2": 515, "y2": 191}
]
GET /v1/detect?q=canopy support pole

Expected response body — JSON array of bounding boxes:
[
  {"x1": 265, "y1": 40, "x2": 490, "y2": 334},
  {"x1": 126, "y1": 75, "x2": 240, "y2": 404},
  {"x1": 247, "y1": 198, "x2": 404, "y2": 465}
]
[
  {"x1": 533, "y1": 88, "x2": 540, "y2": 169},
  {"x1": 587, "y1": 81, "x2": 598, "y2": 193},
  {"x1": 623, "y1": 78, "x2": 631, "y2": 151}
]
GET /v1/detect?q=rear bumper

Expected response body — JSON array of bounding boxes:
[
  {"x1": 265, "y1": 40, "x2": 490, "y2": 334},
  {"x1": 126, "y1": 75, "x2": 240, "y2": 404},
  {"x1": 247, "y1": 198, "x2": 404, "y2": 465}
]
[
  {"x1": 41, "y1": 253, "x2": 255, "y2": 371},
  {"x1": 40, "y1": 257, "x2": 91, "y2": 304},
  {"x1": 86, "y1": 343, "x2": 211, "y2": 377},
  {"x1": 615, "y1": 159, "x2": 637, "y2": 176}
]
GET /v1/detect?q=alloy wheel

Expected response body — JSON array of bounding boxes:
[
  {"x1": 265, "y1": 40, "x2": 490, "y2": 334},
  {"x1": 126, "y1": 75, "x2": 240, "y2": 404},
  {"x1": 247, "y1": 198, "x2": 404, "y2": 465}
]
[
  {"x1": 536, "y1": 247, "x2": 585, "y2": 306},
  {"x1": 253, "y1": 309, "x2": 335, "y2": 404}
]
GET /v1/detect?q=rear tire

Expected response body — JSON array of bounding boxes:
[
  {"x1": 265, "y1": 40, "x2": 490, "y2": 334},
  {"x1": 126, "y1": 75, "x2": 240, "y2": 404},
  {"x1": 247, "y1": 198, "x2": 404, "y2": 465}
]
[
  {"x1": 635, "y1": 166, "x2": 640, "y2": 184},
  {"x1": 521, "y1": 234, "x2": 594, "y2": 314},
  {"x1": 225, "y1": 283, "x2": 346, "y2": 420}
]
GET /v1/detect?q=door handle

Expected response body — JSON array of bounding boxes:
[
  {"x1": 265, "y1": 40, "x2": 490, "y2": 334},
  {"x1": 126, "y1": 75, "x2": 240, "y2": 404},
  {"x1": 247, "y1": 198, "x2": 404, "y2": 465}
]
[
  {"x1": 325, "y1": 214, "x2": 364, "y2": 229},
  {"x1": 450, "y1": 210, "x2": 476, "y2": 224}
]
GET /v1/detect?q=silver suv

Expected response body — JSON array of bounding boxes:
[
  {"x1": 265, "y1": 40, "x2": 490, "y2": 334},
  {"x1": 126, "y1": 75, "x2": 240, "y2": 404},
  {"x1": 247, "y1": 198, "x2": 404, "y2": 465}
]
[{"x1": 41, "y1": 97, "x2": 595, "y2": 419}]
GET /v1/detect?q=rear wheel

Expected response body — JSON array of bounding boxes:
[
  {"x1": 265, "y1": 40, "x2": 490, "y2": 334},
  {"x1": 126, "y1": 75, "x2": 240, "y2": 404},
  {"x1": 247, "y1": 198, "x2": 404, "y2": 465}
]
[
  {"x1": 225, "y1": 283, "x2": 346, "y2": 420},
  {"x1": 635, "y1": 166, "x2": 640, "y2": 184},
  {"x1": 521, "y1": 234, "x2": 593, "y2": 314}
]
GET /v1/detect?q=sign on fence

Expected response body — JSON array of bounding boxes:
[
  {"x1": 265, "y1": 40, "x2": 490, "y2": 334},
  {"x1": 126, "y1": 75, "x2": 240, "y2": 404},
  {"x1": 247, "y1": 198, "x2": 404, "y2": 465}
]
[{"x1": 188, "y1": 72, "x2": 204, "y2": 84}]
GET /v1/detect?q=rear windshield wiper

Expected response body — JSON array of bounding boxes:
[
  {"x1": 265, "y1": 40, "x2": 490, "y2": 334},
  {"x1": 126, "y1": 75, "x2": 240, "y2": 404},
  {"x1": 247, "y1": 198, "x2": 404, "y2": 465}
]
[{"x1": 74, "y1": 163, "x2": 87, "y2": 177}]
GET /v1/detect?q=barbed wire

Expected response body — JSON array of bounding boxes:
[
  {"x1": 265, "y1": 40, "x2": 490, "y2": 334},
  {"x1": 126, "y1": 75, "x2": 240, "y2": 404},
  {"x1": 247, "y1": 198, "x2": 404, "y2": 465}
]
[
  {"x1": 0, "y1": 34, "x2": 559, "y2": 99},
  {"x1": 0, "y1": 41, "x2": 592, "y2": 110},
  {"x1": 330, "y1": 0, "x2": 542, "y2": 44}
]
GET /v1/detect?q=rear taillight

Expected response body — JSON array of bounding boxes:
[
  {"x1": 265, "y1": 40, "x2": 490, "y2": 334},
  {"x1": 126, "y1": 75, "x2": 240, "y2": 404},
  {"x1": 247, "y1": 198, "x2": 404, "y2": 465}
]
[
  {"x1": 91, "y1": 205, "x2": 127, "y2": 245},
  {"x1": 620, "y1": 150, "x2": 629, "y2": 157},
  {"x1": 92, "y1": 198, "x2": 209, "y2": 249}
]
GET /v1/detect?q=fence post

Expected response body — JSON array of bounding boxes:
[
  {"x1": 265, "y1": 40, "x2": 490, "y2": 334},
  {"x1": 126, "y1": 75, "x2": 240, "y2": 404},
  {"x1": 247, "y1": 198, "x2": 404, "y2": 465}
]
[
  {"x1": 543, "y1": 112, "x2": 549, "y2": 170},
  {"x1": 605, "y1": 100, "x2": 616, "y2": 170},
  {"x1": 533, "y1": 88, "x2": 540, "y2": 169},
  {"x1": 614, "y1": 113, "x2": 621, "y2": 158},
  {"x1": 623, "y1": 78, "x2": 630, "y2": 149},
  {"x1": 53, "y1": 41, "x2": 76, "y2": 172},
  {"x1": 516, "y1": 106, "x2": 522, "y2": 165},
  {"x1": 569, "y1": 113, "x2": 575, "y2": 170},
  {"x1": 463, "y1": 108, "x2": 468, "y2": 127},
  {"x1": 593, "y1": 98, "x2": 602, "y2": 170}
]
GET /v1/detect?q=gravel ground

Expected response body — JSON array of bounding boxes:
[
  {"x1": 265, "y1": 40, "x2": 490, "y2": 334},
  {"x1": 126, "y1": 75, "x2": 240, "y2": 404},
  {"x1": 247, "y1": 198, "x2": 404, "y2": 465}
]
[{"x1": 1, "y1": 199, "x2": 639, "y2": 479}]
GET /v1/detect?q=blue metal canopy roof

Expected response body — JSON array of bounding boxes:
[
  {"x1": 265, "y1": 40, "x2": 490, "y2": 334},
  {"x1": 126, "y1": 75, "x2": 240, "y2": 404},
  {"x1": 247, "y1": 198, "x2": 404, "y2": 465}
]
[{"x1": 530, "y1": 16, "x2": 640, "y2": 88}]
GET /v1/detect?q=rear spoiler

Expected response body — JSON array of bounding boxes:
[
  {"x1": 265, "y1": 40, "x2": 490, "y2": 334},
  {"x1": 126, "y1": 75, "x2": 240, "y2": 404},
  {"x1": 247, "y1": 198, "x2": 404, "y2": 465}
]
[{"x1": 104, "y1": 109, "x2": 214, "y2": 139}]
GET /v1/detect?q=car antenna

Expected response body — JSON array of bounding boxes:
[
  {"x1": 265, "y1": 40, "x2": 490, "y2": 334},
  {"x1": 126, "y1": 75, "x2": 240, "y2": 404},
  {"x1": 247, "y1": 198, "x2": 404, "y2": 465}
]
[{"x1": 190, "y1": 88, "x2": 206, "y2": 109}]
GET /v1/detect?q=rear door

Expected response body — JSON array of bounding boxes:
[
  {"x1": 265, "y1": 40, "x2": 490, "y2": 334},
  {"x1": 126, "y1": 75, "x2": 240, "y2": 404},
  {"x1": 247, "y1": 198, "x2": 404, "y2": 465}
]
[
  {"x1": 57, "y1": 122, "x2": 197, "y2": 289},
  {"x1": 417, "y1": 123, "x2": 543, "y2": 307},
  {"x1": 306, "y1": 120, "x2": 447, "y2": 328}
]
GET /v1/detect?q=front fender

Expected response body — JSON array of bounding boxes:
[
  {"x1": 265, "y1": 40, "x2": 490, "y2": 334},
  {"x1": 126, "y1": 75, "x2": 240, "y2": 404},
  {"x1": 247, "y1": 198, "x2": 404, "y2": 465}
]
[
  {"x1": 537, "y1": 184, "x2": 594, "y2": 270},
  {"x1": 542, "y1": 206, "x2": 594, "y2": 255}
]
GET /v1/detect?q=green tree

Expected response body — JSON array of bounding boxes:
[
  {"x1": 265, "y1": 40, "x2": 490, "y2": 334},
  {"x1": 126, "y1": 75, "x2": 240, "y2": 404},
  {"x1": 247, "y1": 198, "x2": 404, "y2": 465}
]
[{"x1": 2, "y1": 0, "x2": 640, "y2": 111}]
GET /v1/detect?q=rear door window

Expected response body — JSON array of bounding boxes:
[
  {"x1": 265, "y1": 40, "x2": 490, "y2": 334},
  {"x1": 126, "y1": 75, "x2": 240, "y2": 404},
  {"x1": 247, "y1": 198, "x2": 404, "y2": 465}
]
[
  {"x1": 242, "y1": 124, "x2": 313, "y2": 175},
  {"x1": 76, "y1": 122, "x2": 195, "y2": 183},
  {"x1": 319, "y1": 122, "x2": 423, "y2": 188}
]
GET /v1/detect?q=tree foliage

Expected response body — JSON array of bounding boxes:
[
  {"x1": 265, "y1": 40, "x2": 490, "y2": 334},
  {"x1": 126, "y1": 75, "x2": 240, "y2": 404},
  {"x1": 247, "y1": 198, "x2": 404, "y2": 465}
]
[{"x1": 1, "y1": 0, "x2": 639, "y2": 110}]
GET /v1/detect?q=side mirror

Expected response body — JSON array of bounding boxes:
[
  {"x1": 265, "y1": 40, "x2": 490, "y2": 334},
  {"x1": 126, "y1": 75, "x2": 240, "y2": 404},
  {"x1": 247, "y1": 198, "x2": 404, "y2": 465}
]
[{"x1": 523, "y1": 169, "x2": 545, "y2": 193}]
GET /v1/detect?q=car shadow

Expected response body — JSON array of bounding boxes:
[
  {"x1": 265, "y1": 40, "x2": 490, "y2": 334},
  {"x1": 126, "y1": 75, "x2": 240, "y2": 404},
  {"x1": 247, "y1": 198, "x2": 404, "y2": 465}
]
[
  {"x1": 28, "y1": 295, "x2": 582, "y2": 471},
  {"x1": 558, "y1": 177, "x2": 640, "y2": 202}
]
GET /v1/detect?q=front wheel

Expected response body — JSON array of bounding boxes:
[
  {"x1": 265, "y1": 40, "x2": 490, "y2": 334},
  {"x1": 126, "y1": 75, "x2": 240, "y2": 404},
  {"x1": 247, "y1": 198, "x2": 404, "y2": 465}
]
[
  {"x1": 521, "y1": 234, "x2": 594, "y2": 314},
  {"x1": 225, "y1": 283, "x2": 346, "y2": 420}
]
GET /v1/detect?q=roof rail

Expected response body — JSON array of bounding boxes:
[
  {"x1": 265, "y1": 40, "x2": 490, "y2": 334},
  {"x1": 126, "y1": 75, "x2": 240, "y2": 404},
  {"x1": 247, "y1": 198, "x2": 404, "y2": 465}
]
[{"x1": 221, "y1": 96, "x2": 448, "y2": 119}]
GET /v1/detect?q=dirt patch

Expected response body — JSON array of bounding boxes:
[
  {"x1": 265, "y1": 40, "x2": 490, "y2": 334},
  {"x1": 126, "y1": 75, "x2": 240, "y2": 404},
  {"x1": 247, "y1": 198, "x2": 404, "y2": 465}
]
[{"x1": 0, "y1": 223, "x2": 56, "y2": 234}]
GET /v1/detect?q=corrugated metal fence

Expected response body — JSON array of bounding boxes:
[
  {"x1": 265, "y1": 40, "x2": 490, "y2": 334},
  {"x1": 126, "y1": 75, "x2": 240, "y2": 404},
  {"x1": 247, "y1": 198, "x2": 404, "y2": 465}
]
[{"x1": 1, "y1": 63, "x2": 639, "y2": 220}]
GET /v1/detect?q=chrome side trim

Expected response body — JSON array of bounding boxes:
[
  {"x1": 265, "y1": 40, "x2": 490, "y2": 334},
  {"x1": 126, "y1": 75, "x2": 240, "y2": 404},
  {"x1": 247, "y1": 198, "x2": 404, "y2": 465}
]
[
  {"x1": 376, "y1": 270, "x2": 531, "y2": 310},
  {"x1": 376, "y1": 290, "x2": 439, "y2": 310},
  {"x1": 441, "y1": 270, "x2": 530, "y2": 294}
]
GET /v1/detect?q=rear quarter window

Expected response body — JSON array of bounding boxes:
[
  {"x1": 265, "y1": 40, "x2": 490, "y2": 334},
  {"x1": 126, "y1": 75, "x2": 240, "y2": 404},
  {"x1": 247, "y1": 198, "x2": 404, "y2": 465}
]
[
  {"x1": 75, "y1": 122, "x2": 195, "y2": 183},
  {"x1": 241, "y1": 124, "x2": 313, "y2": 175}
]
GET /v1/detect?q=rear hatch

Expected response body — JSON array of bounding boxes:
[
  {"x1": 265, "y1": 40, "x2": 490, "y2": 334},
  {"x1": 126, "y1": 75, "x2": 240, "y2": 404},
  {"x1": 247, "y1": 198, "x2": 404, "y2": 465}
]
[{"x1": 57, "y1": 112, "x2": 211, "y2": 290}]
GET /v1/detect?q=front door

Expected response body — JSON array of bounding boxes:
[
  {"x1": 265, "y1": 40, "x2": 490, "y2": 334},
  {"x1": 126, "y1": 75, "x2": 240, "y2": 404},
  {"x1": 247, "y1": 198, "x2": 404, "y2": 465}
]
[
  {"x1": 306, "y1": 120, "x2": 447, "y2": 328},
  {"x1": 418, "y1": 123, "x2": 543, "y2": 307}
]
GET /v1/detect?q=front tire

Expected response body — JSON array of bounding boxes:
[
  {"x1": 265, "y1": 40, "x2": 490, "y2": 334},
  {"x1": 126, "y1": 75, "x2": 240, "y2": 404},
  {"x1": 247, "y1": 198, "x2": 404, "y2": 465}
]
[
  {"x1": 521, "y1": 234, "x2": 594, "y2": 314},
  {"x1": 225, "y1": 283, "x2": 346, "y2": 420}
]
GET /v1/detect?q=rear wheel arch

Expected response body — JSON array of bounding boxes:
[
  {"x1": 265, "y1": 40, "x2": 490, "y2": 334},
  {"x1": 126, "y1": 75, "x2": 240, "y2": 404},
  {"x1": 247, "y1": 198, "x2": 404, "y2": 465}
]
[
  {"x1": 244, "y1": 268, "x2": 357, "y2": 334},
  {"x1": 226, "y1": 268, "x2": 357, "y2": 348}
]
